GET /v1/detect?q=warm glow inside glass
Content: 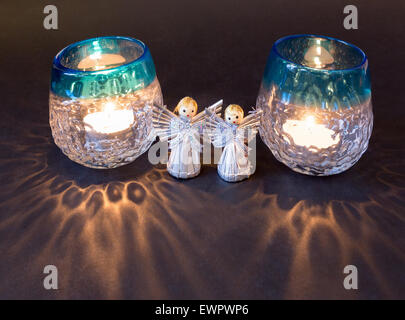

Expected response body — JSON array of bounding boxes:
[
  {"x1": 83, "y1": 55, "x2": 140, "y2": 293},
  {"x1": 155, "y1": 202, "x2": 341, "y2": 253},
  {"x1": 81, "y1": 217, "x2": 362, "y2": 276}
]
[
  {"x1": 257, "y1": 35, "x2": 373, "y2": 176},
  {"x1": 50, "y1": 36, "x2": 163, "y2": 168}
]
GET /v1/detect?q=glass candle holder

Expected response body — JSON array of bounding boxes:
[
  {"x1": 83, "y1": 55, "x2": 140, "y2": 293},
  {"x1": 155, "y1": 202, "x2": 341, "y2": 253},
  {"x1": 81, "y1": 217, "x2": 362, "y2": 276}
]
[
  {"x1": 50, "y1": 36, "x2": 163, "y2": 168},
  {"x1": 257, "y1": 35, "x2": 373, "y2": 176}
]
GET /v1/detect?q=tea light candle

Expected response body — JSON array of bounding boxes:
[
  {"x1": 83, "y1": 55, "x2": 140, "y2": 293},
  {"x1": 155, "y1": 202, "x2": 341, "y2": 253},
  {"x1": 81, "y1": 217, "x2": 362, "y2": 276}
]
[
  {"x1": 282, "y1": 115, "x2": 340, "y2": 149},
  {"x1": 84, "y1": 102, "x2": 134, "y2": 134}
]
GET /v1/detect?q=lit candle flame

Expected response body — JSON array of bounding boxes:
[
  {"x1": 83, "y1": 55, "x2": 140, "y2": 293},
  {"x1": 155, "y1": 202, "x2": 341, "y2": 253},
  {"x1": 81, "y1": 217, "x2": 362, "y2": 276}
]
[
  {"x1": 104, "y1": 102, "x2": 116, "y2": 114},
  {"x1": 305, "y1": 115, "x2": 315, "y2": 127}
]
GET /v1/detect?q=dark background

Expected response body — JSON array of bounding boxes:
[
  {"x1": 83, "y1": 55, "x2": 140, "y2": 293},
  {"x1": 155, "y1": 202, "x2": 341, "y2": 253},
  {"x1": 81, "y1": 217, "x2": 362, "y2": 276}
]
[{"x1": 0, "y1": 0, "x2": 404, "y2": 299}]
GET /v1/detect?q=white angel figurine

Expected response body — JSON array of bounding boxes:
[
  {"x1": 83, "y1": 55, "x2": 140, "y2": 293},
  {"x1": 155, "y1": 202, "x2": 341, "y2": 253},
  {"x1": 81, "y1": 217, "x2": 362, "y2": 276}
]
[
  {"x1": 205, "y1": 104, "x2": 261, "y2": 182},
  {"x1": 153, "y1": 97, "x2": 222, "y2": 179}
]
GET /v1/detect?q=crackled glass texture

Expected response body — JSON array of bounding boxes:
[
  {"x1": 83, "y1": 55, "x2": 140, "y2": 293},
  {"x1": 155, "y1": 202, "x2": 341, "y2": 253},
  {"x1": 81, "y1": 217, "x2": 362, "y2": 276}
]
[
  {"x1": 50, "y1": 37, "x2": 163, "y2": 168},
  {"x1": 257, "y1": 35, "x2": 373, "y2": 175}
]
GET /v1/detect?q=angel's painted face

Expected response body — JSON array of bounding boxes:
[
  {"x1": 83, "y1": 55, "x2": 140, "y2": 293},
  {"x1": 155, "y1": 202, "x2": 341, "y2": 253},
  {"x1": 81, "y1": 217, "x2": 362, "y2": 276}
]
[
  {"x1": 179, "y1": 104, "x2": 197, "y2": 118},
  {"x1": 225, "y1": 109, "x2": 243, "y2": 125},
  {"x1": 176, "y1": 97, "x2": 198, "y2": 119}
]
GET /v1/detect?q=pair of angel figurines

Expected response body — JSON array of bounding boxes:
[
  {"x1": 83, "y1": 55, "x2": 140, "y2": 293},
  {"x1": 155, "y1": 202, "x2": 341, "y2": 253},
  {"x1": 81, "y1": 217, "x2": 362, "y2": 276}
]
[{"x1": 152, "y1": 97, "x2": 261, "y2": 182}]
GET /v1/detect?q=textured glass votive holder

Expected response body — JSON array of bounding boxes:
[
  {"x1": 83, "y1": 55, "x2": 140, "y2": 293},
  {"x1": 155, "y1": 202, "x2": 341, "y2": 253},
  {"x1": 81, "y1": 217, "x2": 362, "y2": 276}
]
[
  {"x1": 257, "y1": 34, "x2": 373, "y2": 176},
  {"x1": 50, "y1": 36, "x2": 163, "y2": 169}
]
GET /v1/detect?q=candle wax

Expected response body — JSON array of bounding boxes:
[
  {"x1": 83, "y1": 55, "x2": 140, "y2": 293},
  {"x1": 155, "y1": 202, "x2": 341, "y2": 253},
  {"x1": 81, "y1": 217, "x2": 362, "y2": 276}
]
[{"x1": 282, "y1": 116, "x2": 340, "y2": 149}]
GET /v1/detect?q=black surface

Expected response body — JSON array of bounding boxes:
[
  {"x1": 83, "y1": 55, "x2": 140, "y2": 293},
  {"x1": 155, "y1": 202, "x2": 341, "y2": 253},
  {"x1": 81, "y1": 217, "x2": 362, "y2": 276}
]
[{"x1": 0, "y1": 0, "x2": 404, "y2": 299}]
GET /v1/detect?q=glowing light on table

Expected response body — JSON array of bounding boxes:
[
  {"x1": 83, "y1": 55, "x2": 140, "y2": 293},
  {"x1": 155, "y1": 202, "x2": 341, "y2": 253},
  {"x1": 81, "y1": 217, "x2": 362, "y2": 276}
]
[
  {"x1": 282, "y1": 115, "x2": 340, "y2": 149},
  {"x1": 83, "y1": 102, "x2": 134, "y2": 134}
]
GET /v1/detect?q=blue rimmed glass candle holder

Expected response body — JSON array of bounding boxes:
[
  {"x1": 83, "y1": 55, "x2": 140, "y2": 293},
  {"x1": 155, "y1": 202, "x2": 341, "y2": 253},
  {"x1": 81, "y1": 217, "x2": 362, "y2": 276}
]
[
  {"x1": 50, "y1": 36, "x2": 163, "y2": 168},
  {"x1": 257, "y1": 35, "x2": 373, "y2": 176}
]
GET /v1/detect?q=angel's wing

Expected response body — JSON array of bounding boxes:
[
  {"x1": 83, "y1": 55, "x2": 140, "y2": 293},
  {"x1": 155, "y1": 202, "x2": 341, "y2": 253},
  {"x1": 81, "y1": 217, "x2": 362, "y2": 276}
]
[
  {"x1": 237, "y1": 108, "x2": 262, "y2": 137},
  {"x1": 204, "y1": 107, "x2": 233, "y2": 148},
  {"x1": 191, "y1": 99, "x2": 223, "y2": 126},
  {"x1": 152, "y1": 104, "x2": 183, "y2": 142}
]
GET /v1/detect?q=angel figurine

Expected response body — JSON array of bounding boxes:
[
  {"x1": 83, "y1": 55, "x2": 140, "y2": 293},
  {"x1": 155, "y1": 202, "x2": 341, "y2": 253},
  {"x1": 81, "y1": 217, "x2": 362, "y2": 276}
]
[
  {"x1": 205, "y1": 104, "x2": 261, "y2": 182},
  {"x1": 153, "y1": 97, "x2": 222, "y2": 179}
]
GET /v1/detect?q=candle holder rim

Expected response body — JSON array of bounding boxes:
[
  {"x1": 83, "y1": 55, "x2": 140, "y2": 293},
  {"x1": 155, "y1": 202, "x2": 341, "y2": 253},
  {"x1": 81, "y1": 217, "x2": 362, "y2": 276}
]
[
  {"x1": 273, "y1": 34, "x2": 367, "y2": 72},
  {"x1": 52, "y1": 36, "x2": 149, "y2": 75}
]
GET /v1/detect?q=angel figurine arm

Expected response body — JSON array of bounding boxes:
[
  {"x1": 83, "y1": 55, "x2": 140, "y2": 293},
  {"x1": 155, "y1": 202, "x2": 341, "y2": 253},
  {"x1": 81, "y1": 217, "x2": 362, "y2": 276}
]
[
  {"x1": 204, "y1": 107, "x2": 234, "y2": 148},
  {"x1": 152, "y1": 104, "x2": 184, "y2": 144},
  {"x1": 237, "y1": 108, "x2": 263, "y2": 141},
  {"x1": 191, "y1": 99, "x2": 223, "y2": 134}
]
